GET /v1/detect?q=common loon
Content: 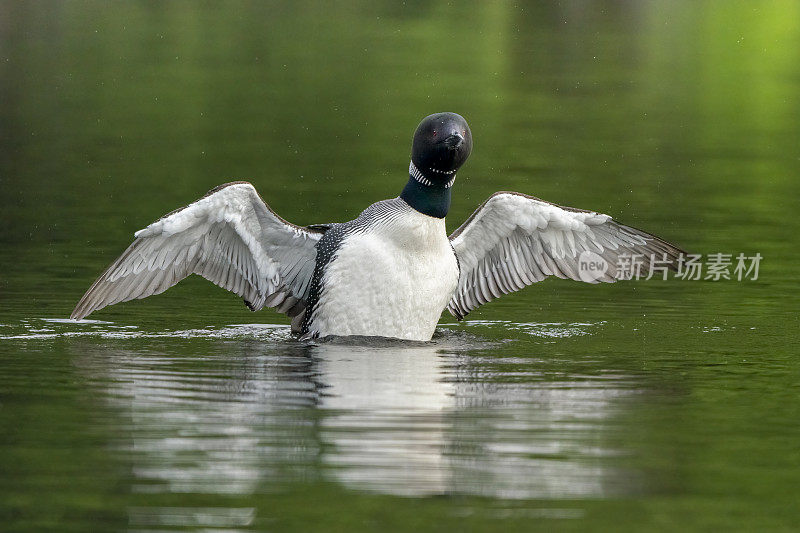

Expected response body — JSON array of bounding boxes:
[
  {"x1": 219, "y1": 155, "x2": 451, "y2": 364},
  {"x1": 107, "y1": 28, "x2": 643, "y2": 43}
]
[{"x1": 71, "y1": 112, "x2": 685, "y2": 341}]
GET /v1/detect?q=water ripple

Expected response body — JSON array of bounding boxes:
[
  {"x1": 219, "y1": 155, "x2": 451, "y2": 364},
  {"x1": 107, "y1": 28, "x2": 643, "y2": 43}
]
[{"x1": 22, "y1": 323, "x2": 644, "y2": 500}]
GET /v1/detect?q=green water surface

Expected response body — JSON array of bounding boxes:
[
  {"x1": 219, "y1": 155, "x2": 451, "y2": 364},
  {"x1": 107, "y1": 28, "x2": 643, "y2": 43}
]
[{"x1": 1, "y1": 1, "x2": 799, "y2": 531}]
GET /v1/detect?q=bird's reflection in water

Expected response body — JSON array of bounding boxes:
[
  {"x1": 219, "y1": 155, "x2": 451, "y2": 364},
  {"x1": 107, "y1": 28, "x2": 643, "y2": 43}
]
[
  {"x1": 77, "y1": 336, "x2": 322, "y2": 496},
  {"x1": 314, "y1": 334, "x2": 639, "y2": 498},
  {"x1": 74, "y1": 326, "x2": 640, "y2": 501},
  {"x1": 314, "y1": 336, "x2": 457, "y2": 496}
]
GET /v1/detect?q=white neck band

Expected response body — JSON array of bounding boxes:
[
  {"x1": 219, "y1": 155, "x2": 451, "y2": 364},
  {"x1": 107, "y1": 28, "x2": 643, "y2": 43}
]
[{"x1": 409, "y1": 160, "x2": 456, "y2": 188}]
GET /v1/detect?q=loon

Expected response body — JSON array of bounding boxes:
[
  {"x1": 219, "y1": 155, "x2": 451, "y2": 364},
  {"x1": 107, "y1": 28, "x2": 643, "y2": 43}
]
[{"x1": 71, "y1": 112, "x2": 685, "y2": 341}]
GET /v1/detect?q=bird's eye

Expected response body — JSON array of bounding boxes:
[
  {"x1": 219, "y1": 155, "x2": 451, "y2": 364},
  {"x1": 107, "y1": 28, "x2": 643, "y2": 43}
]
[
  {"x1": 432, "y1": 130, "x2": 437, "y2": 137},
  {"x1": 462, "y1": 130, "x2": 467, "y2": 136}
]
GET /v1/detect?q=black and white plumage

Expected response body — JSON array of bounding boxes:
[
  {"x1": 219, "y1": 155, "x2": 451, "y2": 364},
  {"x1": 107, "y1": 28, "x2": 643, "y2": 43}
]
[
  {"x1": 298, "y1": 197, "x2": 459, "y2": 340},
  {"x1": 71, "y1": 112, "x2": 685, "y2": 341}
]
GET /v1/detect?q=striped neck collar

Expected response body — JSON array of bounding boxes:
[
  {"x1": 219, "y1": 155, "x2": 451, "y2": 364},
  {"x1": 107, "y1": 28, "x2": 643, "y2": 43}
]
[{"x1": 409, "y1": 160, "x2": 456, "y2": 188}]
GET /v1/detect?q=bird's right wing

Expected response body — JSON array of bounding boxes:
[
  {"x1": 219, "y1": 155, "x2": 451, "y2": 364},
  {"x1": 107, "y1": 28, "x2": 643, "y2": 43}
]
[{"x1": 71, "y1": 181, "x2": 325, "y2": 320}]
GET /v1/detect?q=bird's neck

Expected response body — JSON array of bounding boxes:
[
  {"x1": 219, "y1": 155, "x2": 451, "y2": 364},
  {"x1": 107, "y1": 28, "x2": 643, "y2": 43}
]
[{"x1": 399, "y1": 161, "x2": 453, "y2": 218}]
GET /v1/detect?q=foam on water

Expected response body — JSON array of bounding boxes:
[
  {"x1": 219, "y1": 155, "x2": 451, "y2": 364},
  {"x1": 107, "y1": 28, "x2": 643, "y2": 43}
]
[
  {"x1": 0, "y1": 318, "x2": 603, "y2": 343},
  {"x1": 0, "y1": 319, "x2": 292, "y2": 341}
]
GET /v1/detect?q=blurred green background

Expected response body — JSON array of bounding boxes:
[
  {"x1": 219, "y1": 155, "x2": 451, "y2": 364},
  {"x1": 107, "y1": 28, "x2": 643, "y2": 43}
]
[{"x1": 1, "y1": 1, "x2": 799, "y2": 531}]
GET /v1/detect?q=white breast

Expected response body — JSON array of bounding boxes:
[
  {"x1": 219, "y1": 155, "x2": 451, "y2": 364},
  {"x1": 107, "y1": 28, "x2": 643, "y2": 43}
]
[{"x1": 308, "y1": 210, "x2": 459, "y2": 341}]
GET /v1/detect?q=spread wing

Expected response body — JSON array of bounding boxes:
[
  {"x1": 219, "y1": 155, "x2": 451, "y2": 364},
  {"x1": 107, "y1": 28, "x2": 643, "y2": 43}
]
[
  {"x1": 71, "y1": 181, "x2": 325, "y2": 321},
  {"x1": 447, "y1": 191, "x2": 686, "y2": 319}
]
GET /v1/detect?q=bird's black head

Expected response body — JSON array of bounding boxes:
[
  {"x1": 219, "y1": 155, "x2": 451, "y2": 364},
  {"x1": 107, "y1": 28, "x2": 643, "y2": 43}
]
[{"x1": 410, "y1": 112, "x2": 472, "y2": 187}]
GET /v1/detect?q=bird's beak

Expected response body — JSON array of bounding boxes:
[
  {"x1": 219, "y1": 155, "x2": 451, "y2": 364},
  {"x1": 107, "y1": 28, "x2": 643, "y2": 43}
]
[{"x1": 443, "y1": 132, "x2": 464, "y2": 149}]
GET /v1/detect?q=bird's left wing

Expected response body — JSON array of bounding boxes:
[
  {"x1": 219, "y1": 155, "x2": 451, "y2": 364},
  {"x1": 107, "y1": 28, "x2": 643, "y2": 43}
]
[{"x1": 447, "y1": 191, "x2": 685, "y2": 319}]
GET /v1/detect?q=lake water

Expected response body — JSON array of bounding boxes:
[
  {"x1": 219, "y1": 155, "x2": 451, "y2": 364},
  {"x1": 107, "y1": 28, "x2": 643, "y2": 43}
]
[{"x1": 1, "y1": 2, "x2": 799, "y2": 531}]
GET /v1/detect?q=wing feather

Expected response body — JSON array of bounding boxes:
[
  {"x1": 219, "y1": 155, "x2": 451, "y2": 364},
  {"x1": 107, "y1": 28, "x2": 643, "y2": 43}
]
[
  {"x1": 71, "y1": 182, "x2": 324, "y2": 320},
  {"x1": 447, "y1": 191, "x2": 686, "y2": 319}
]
